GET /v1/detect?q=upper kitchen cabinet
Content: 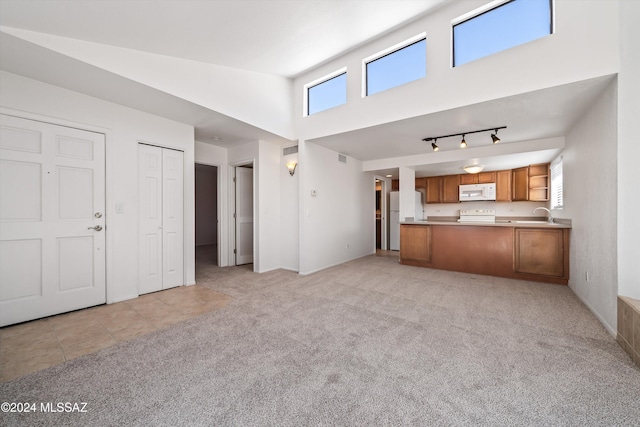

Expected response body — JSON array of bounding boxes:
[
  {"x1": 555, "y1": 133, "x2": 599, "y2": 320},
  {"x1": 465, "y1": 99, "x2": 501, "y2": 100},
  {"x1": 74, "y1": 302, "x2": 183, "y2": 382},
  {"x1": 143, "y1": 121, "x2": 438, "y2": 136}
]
[
  {"x1": 459, "y1": 174, "x2": 478, "y2": 185},
  {"x1": 528, "y1": 163, "x2": 550, "y2": 202},
  {"x1": 512, "y1": 167, "x2": 529, "y2": 201},
  {"x1": 478, "y1": 171, "x2": 496, "y2": 184},
  {"x1": 495, "y1": 170, "x2": 512, "y2": 202},
  {"x1": 391, "y1": 179, "x2": 399, "y2": 191},
  {"x1": 415, "y1": 177, "x2": 427, "y2": 192},
  {"x1": 426, "y1": 176, "x2": 443, "y2": 203},
  {"x1": 442, "y1": 175, "x2": 460, "y2": 203}
]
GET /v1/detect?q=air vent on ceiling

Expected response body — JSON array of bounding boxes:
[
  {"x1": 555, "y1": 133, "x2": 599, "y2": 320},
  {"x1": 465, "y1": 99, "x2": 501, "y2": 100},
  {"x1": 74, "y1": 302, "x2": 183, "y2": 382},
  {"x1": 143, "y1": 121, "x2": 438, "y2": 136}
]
[
  {"x1": 338, "y1": 154, "x2": 347, "y2": 163},
  {"x1": 283, "y1": 145, "x2": 298, "y2": 156}
]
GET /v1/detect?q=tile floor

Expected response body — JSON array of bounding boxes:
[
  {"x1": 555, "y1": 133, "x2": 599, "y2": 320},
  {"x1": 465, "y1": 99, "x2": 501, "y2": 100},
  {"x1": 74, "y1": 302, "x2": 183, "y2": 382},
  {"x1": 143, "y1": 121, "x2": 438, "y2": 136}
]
[{"x1": 0, "y1": 284, "x2": 230, "y2": 382}]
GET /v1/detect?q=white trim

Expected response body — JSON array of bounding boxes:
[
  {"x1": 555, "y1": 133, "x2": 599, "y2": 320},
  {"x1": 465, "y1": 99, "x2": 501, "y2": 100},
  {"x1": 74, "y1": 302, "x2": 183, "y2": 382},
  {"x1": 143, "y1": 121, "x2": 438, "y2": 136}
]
[
  {"x1": 569, "y1": 284, "x2": 616, "y2": 336},
  {"x1": 299, "y1": 252, "x2": 375, "y2": 276},
  {"x1": 451, "y1": 0, "x2": 511, "y2": 27},
  {"x1": 302, "y1": 67, "x2": 347, "y2": 117},
  {"x1": 362, "y1": 32, "x2": 427, "y2": 98}
]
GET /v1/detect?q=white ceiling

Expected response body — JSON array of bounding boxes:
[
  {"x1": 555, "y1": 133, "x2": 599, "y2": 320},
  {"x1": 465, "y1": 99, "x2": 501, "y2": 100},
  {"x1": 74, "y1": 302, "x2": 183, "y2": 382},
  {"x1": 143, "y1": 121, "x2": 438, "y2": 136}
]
[
  {"x1": 0, "y1": 0, "x2": 448, "y2": 78},
  {"x1": 0, "y1": 0, "x2": 614, "y2": 177}
]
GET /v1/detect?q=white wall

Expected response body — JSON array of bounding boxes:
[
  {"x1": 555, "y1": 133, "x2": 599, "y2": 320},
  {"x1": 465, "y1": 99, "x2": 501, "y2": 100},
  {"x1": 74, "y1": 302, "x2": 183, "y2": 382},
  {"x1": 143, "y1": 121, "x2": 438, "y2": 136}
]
[
  {"x1": 2, "y1": 27, "x2": 295, "y2": 140},
  {"x1": 299, "y1": 141, "x2": 375, "y2": 274},
  {"x1": 293, "y1": 0, "x2": 619, "y2": 142},
  {"x1": 257, "y1": 140, "x2": 282, "y2": 273},
  {"x1": 281, "y1": 146, "x2": 299, "y2": 271},
  {"x1": 618, "y1": 0, "x2": 640, "y2": 300},
  {"x1": 562, "y1": 80, "x2": 618, "y2": 333},
  {"x1": 0, "y1": 71, "x2": 196, "y2": 302}
]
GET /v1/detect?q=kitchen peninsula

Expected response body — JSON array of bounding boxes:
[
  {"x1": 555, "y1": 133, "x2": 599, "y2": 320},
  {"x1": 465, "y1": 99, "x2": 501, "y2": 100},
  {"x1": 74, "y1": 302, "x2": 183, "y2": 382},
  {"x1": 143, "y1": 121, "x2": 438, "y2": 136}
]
[{"x1": 400, "y1": 220, "x2": 570, "y2": 285}]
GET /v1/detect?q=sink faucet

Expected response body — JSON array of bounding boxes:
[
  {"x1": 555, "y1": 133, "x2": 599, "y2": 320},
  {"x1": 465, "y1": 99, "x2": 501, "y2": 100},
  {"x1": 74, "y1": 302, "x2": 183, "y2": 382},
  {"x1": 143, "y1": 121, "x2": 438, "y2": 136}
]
[{"x1": 533, "y1": 207, "x2": 554, "y2": 223}]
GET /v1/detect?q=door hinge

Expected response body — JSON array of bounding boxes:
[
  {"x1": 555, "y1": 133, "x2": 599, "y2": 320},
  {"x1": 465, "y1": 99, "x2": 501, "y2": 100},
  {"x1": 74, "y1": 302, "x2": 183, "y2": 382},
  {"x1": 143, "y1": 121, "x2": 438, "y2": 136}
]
[
  {"x1": 233, "y1": 212, "x2": 236, "y2": 218},
  {"x1": 233, "y1": 177, "x2": 236, "y2": 183},
  {"x1": 233, "y1": 249, "x2": 236, "y2": 254}
]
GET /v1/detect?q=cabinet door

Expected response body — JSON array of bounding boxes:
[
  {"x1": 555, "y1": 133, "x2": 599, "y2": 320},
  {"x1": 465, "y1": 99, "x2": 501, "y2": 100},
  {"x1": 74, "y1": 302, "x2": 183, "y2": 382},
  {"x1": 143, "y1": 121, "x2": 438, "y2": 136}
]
[
  {"x1": 459, "y1": 174, "x2": 477, "y2": 185},
  {"x1": 400, "y1": 225, "x2": 431, "y2": 262},
  {"x1": 442, "y1": 175, "x2": 460, "y2": 203},
  {"x1": 528, "y1": 163, "x2": 549, "y2": 202},
  {"x1": 496, "y1": 170, "x2": 512, "y2": 202},
  {"x1": 415, "y1": 177, "x2": 427, "y2": 191},
  {"x1": 514, "y1": 228, "x2": 564, "y2": 277},
  {"x1": 426, "y1": 177, "x2": 442, "y2": 203},
  {"x1": 391, "y1": 179, "x2": 399, "y2": 191},
  {"x1": 512, "y1": 167, "x2": 529, "y2": 201},
  {"x1": 478, "y1": 171, "x2": 496, "y2": 183}
]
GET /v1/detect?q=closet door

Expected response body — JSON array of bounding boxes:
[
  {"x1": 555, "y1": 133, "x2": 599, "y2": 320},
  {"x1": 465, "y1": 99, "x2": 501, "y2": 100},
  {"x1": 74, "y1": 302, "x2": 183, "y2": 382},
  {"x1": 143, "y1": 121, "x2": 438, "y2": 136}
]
[{"x1": 138, "y1": 144, "x2": 183, "y2": 295}]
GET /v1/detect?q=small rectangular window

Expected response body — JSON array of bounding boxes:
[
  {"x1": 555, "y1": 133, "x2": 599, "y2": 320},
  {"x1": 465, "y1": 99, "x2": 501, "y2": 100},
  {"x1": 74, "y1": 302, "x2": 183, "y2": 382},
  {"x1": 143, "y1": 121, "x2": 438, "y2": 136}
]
[
  {"x1": 365, "y1": 35, "x2": 426, "y2": 96},
  {"x1": 453, "y1": 0, "x2": 553, "y2": 67},
  {"x1": 550, "y1": 155, "x2": 563, "y2": 209},
  {"x1": 305, "y1": 70, "x2": 347, "y2": 116}
]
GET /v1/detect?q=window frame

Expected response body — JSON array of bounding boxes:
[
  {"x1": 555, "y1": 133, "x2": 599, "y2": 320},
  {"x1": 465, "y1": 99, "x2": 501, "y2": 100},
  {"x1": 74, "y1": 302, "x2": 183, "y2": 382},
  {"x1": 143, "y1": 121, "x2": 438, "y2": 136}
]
[
  {"x1": 550, "y1": 155, "x2": 563, "y2": 210},
  {"x1": 451, "y1": 0, "x2": 554, "y2": 68},
  {"x1": 303, "y1": 67, "x2": 347, "y2": 117},
  {"x1": 362, "y1": 32, "x2": 427, "y2": 98}
]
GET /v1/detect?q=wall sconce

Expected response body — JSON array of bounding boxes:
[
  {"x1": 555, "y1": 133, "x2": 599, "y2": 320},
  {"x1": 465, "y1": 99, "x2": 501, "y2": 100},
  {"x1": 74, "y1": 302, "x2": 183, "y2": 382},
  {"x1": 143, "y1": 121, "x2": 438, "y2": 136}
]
[{"x1": 286, "y1": 161, "x2": 297, "y2": 176}]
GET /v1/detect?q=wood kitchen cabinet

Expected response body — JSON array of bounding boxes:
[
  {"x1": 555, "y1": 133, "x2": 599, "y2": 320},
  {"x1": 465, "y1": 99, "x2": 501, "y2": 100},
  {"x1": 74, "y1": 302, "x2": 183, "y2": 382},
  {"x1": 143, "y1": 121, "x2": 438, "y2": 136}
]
[
  {"x1": 459, "y1": 174, "x2": 477, "y2": 185},
  {"x1": 496, "y1": 170, "x2": 512, "y2": 202},
  {"x1": 478, "y1": 171, "x2": 496, "y2": 183},
  {"x1": 400, "y1": 224, "x2": 431, "y2": 262},
  {"x1": 426, "y1": 176, "x2": 442, "y2": 203},
  {"x1": 391, "y1": 179, "x2": 399, "y2": 191},
  {"x1": 415, "y1": 177, "x2": 427, "y2": 191},
  {"x1": 512, "y1": 167, "x2": 529, "y2": 201},
  {"x1": 528, "y1": 163, "x2": 550, "y2": 202},
  {"x1": 442, "y1": 175, "x2": 460, "y2": 203},
  {"x1": 514, "y1": 228, "x2": 567, "y2": 278}
]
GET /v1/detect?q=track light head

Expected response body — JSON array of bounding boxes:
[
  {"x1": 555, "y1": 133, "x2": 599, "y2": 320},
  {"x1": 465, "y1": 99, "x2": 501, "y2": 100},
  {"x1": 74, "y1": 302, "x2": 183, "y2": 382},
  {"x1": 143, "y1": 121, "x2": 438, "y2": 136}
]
[
  {"x1": 460, "y1": 135, "x2": 467, "y2": 148},
  {"x1": 491, "y1": 129, "x2": 500, "y2": 144},
  {"x1": 431, "y1": 141, "x2": 439, "y2": 152}
]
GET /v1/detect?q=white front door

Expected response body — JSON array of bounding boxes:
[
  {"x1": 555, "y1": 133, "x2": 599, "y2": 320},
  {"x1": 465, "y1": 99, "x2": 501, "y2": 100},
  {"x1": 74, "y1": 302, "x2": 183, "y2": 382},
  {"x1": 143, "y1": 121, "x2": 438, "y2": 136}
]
[
  {"x1": 138, "y1": 144, "x2": 183, "y2": 294},
  {"x1": 0, "y1": 114, "x2": 106, "y2": 327},
  {"x1": 235, "y1": 166, "x2": 253, "y2": 265}
]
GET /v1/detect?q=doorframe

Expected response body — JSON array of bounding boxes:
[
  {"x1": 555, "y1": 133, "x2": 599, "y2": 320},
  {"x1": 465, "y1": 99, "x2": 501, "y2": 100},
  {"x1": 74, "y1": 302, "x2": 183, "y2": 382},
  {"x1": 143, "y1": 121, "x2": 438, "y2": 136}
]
[
  {"x1": 195, "y1": 161, "x2": 222, "y2": 267},
  {"x1": 374, "y1": 175, "x2": 389, "y2": 251},
  {"x1": 0, "y1": 107, "x2": 114, "y2": 302},
  {"x1": 228, "y1": 159, "x2": 256, "y2": 270}
]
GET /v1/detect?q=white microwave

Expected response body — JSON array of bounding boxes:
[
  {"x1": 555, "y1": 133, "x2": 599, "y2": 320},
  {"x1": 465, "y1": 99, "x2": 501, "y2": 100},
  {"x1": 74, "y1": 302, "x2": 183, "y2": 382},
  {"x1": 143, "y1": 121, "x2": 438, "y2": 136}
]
[{"x1": 459, "y1": 183, "x2": 496, "y2": 201}]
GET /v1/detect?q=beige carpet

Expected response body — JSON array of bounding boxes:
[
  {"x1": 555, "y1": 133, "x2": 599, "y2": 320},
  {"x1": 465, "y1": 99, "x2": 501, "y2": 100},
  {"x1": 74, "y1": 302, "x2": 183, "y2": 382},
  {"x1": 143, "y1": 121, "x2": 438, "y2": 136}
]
[{"x1": 1, "y1": 254, "x2": 639, "y2": 426}]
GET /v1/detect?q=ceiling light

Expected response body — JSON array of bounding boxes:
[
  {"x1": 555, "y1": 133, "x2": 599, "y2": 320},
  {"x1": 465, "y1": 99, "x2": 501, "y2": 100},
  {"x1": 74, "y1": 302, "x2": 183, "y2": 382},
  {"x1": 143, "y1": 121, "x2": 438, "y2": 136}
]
[
  {"x1": 386, "y1": 174, "x2": 393, "y2": 178},
  {"x1": 491, "y1": 129, "x2": 500, "y2": 144},
  {"x1": 463, "y1": 165, "x2": 484, "y2": 174},
  {"x1": 422, "y1": 126, "x2": 506, "y2": 151}
]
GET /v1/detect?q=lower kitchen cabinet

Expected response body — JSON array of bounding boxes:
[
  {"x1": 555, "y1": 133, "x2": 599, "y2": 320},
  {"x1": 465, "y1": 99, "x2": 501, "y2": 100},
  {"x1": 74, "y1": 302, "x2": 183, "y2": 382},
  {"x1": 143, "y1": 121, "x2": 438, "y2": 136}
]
[
  {"x1": 514, "y1": 228, "x2": 566, "y2": 277},
  {"x1": 400, "y1": 224, "x2": 431, "y2": 262},
  {"x1": 399, "y1": 223, "x2": 570, "y2": 285}
]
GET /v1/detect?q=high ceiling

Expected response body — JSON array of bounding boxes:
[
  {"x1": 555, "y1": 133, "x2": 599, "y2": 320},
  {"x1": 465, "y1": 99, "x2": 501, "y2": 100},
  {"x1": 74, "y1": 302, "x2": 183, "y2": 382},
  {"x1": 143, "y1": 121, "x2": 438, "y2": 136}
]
[
  {"x1": 0, "y1": 0, "x2": 448, "y2": 78},
  {"x1": 0, "y1": 0, "x2": 613, "y2": 176}
]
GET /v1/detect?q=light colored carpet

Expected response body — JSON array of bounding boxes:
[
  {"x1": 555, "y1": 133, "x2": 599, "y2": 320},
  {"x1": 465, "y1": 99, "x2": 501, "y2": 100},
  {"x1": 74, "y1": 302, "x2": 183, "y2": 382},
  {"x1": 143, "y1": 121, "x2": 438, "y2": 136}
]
[{"x1": 1, "y1": 254, "x2": 639, "y2": 426}]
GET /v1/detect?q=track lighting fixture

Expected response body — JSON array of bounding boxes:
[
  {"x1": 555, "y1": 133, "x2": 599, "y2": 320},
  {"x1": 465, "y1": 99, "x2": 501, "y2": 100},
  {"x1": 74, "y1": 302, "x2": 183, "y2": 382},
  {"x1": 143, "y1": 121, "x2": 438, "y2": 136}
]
[
  {"x1": 422, "y1": 126, "x2": 506, "y2": 151},
  {"x1": 491, "y1": 129, "x2": 501, "y2": 144}
]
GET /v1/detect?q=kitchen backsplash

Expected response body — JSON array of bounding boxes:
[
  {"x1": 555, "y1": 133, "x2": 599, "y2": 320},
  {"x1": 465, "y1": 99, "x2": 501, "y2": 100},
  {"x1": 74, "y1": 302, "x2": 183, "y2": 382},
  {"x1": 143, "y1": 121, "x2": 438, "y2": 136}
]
[{"x1": 421, "y1": 200, "x2": 550, "y2": 218}]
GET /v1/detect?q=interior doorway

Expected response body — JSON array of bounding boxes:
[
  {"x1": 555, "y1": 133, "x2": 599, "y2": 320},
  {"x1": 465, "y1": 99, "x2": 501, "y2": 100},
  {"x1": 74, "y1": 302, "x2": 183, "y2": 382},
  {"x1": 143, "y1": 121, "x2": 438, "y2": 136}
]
[
  {"x1": 195, "y1": 163, "x2": 218, "y2": 270},
  {"x1": 234, "y1": 165, "x2": 254, "y2": 266}
]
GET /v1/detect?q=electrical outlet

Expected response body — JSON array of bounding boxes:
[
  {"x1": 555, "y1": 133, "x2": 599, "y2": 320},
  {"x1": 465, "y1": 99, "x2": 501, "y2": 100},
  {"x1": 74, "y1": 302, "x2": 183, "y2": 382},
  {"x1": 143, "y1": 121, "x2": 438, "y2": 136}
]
[{"x1": 585, "y1": 271, "x2": 589, "y2": 281}]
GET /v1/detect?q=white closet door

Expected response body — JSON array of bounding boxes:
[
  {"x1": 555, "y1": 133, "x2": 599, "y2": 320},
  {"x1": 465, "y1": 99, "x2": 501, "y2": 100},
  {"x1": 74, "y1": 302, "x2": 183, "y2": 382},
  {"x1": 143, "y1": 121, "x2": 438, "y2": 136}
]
[
  {"x1": 235, "y1": 166, "x2": 253, "y2": 265},
  {"x1": 138, "y1": 144, "x2": 183, "y2": 294},
  {"x1": 162, "y1": 148, "x2": 183, "y2": 288},
  {"x1": 0, "y1": 114, "x2": 106, "y2": 326}
]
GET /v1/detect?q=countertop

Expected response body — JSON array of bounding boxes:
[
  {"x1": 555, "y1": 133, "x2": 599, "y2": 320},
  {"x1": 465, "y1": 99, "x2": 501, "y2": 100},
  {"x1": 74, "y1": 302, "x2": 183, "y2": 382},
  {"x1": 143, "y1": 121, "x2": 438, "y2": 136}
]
[{"x1": 400, "y1": 219, "x2": 571, "y2": 229}]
